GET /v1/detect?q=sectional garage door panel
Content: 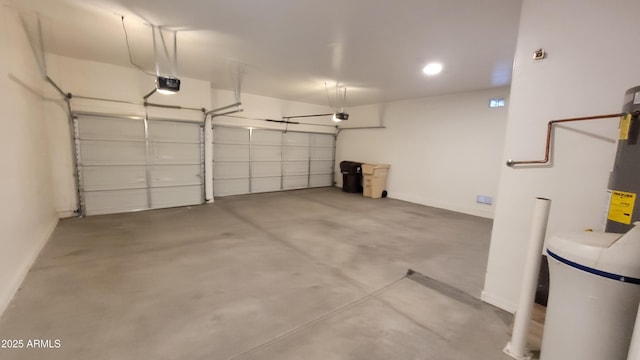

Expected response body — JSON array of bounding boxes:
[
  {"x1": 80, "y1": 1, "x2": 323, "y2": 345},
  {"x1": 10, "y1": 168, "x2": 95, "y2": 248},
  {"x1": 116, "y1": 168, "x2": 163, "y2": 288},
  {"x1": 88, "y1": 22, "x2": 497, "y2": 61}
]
[
  {"x1": 84, "y1": 189, "x2": 148, "y2": 216},
  {"x1": 151, "y1": 185, "x2": 203, "y2": 209},
  {"x1": 213, "y1": 126, "x2": 336, "y2": 196},
  {"x1": 78, "y1": 117, "x2": 145, "y2": 141},
  {"x1": 212, "y1": 127, "x2": 250, "y2": 196},
  {"x1": 283, "y1": 176, "x2": 308, "y2": 190},
  {"x1": 310, "y1": 147, "x2": 334, "y2": 161},
  {"x1": 213, "y1": 162, "x2": 249, "y2": 179},
  {"x1": 213, "y1": 127, "x2": 250, "y2": 144},
  {"x1": 283, "y1": 146, "x2": 310, "y2": 161},
  {"x1": 252, "y1": 162, "x2": 281, "y2": 177},
  {"x1": 149, "y1": 165, "x2": 201, "y2": 187},
  {"x1": 214, "y1": 179, "x2": 250, "y2": 196},
  {"x1": 251, "y1": 145, "x2": 281, "y2": 161},
  {"x1": 147, "y1": 121, "x2": 203, "y2": 212},
  {"x1": 282, "y1": 132, "x2": 309, "y2": 190},
  {"x1": 283, "y1": 161, "x2": 308, "y2": 176},
  {"x1": 214, "y1": 144, "x2": 250, "y2": 162},
  {"x1": 251, "y1": 130, "x2": 282, "y2": 193},
  {"x1": 151, "y1": 142, "x2": 201, "y2": 164},
  {"x1": 283, "y1": 132, "x2": 309, "y2": 146},
  {"x1": 75, "y1": 115, "x2": 204, "y2": 216},
  {"x1": 310, "y1": 160, "x2": 334, "y2": 174},
  {"x1": 82, "y1": 165, "x2": 147, "y2": 191},
  {"x1": 79, "y1": 140, "x2": 147, "y2": 165},
  {"x1": 309, "y1": 133, "x2": 335, "y2": 187},
  {"x1": 252, "y1": 130, "x2": 281, "y2": 145},
  {"x1": 251, "y1": 177, "x2": 281, "y2": 193},
  {"x1": 310, "y1": 174, "x2": 334, "y2": 188},
  {"x1": 149, "y1": 121, "x2": 201, "y2": 143}
]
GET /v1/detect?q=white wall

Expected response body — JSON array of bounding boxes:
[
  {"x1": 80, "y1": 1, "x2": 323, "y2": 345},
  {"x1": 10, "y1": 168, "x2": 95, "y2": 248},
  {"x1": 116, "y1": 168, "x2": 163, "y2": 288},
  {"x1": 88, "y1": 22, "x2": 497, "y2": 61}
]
[
  {"x1": 44, "y1": 55, "x2": 212, "y2": 216},
  {"x1": 0, "y1": 6, "x2": 58, "y2": 315},
  {"x1": 482, "y1": 0, "x2": 640, "y2": 312},
  {"x1": 336, "y1": 88, "x2": 510, "y2": 218}
]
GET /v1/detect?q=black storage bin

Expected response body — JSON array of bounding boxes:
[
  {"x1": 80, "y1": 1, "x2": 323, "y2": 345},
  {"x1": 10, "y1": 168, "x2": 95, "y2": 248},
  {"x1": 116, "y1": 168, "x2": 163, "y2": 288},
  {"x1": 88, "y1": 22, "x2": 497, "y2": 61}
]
[{"x1": 340, "y1": 161, "x2": 362, "y2": 193}]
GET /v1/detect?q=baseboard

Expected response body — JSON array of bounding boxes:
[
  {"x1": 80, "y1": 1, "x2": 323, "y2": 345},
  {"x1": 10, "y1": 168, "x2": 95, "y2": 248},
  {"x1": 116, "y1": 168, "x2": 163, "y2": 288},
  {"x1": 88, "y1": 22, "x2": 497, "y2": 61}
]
[
  {"x1": 0, "y1": 217, "x2": 58, "y2": 316},
  {"x1": 481, "y1": 290, "x2": 517, "y2": 314},
  {"x1": 390, "y1": 192, "x2": 495, "y2": 219},
  {"x1": 56, "y1": 210, "x2": 75, "y2": 218}
]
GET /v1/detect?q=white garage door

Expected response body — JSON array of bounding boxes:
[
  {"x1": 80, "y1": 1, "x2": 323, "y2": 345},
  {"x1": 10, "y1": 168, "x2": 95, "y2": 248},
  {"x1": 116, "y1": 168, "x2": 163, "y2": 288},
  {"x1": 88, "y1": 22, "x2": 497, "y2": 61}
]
[
  {"x1": 74, "y1": 114, "x2": 204, "y2": 216},
  {"x1": 213, "y1": 126, "x2": 335, "y2": 197},
  {"x1": 212, "y1": 127, "x2": 250, "y2": 196}
]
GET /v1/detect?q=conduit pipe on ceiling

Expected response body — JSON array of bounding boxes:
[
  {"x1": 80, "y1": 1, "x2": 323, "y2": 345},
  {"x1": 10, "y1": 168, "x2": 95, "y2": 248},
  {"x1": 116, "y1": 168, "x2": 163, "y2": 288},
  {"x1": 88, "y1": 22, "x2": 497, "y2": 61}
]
[
  {"x1": 504, "y1": 197, "x2": 552, "y2": 360},
  {"x1": 506, "y1": 112, "x2": 626, "y2": 167}
]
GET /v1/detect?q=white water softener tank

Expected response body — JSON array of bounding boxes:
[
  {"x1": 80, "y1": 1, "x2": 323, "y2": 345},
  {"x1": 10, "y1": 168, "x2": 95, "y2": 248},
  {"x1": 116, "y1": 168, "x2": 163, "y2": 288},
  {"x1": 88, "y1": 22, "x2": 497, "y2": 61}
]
[{"x1": 540, "y1": 223, "x2": 640, "y2": 359}]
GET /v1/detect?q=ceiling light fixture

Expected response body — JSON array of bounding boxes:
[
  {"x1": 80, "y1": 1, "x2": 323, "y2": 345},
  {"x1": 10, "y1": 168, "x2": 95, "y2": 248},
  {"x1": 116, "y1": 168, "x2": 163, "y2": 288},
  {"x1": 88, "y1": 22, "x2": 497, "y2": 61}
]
[{"x1": 422, "y1": 62, "x2": 443, "y2": 76}]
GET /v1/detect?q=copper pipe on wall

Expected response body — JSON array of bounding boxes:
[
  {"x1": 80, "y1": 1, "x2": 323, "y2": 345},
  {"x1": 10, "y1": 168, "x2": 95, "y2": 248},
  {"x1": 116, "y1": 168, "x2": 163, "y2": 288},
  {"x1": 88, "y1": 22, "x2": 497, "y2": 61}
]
[{"x1": 506, "y1": 112, "x2": 626, "y2": 167}]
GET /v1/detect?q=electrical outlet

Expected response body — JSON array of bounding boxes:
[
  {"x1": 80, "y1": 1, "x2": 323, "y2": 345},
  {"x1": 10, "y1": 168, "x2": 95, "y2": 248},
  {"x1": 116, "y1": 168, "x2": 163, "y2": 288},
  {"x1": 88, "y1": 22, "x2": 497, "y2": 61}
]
[
  {"x1": 533, "y1": 48, "x2": 546, "y2": 60},
  {"x1": 476, "y1": 195, "x2": 493, "y2": 205}
]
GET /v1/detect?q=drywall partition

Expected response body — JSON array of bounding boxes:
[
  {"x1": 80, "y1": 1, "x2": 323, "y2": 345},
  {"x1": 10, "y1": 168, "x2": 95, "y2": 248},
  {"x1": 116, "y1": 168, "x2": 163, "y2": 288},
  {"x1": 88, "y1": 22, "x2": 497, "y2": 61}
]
[
  {"x1": 482, "y1": 0, "x2": 640, "y2": 312},
  {"x1": 44, "y1": 55, "x2": 211, "y2": 217},
  {"x1": 336, "y1": 88, "x2": 510, "y2": 218},
  {"x1": 0, "y1": 7, "x2": 58, "y2": 315}
]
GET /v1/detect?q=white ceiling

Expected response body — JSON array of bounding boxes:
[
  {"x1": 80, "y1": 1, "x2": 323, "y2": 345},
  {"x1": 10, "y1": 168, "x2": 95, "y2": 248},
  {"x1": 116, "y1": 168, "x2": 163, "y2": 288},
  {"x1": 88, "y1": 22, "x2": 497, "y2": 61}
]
[{"x1": 12, "y1": 0, "x2": 522, "y2": 106}]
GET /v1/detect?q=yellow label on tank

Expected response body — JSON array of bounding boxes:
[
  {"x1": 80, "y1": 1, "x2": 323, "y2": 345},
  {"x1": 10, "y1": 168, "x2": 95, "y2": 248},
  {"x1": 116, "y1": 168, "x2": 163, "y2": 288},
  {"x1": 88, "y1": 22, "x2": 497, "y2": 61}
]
[
  {"x1": 607, "y1": 190, "x2": 636, "y2": 225},
  {"x1": 619, "y1": 114, "x2": 631, "y2": 140}
]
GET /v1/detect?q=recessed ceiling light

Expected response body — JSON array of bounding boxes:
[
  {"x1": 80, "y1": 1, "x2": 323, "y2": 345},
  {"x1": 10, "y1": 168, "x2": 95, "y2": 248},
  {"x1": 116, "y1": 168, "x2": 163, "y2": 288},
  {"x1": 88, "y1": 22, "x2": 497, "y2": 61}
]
[{"x1": 422, "y1": 62, "x2": 443, "y2": 76}]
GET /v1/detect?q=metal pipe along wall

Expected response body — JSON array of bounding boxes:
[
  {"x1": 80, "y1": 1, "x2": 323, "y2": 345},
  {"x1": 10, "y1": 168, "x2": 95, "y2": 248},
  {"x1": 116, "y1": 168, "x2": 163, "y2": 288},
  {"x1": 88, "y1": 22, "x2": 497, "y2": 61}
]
[{"x1": 504, "y1": 197, "x2": 552, "y2": 360}]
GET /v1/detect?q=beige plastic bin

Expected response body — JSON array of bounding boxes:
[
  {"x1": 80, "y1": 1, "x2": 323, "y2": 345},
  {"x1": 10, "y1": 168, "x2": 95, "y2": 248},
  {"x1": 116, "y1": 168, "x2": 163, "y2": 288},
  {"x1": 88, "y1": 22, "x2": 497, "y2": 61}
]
[{"x1": 362, "y1": 164, "x2": 390, "y2": 198}]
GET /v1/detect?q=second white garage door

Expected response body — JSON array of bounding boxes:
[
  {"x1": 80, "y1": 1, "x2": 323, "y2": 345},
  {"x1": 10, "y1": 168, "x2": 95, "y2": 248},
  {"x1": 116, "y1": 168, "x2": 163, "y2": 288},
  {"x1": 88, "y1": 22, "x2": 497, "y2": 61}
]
[
  {"x1": 213, "y1": 126, "x2": 335, "y2": 197},
  {"x1": 74, "y1": 114, "x2": 204, "y2": 216}
]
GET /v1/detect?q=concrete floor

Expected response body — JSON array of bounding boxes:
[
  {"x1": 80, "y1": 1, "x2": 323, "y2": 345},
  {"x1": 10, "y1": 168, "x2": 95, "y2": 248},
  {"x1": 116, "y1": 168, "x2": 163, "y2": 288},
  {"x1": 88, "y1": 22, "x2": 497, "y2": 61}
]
[{"x1": 0, "y1": 188, "x2": 513, "y2": 359}]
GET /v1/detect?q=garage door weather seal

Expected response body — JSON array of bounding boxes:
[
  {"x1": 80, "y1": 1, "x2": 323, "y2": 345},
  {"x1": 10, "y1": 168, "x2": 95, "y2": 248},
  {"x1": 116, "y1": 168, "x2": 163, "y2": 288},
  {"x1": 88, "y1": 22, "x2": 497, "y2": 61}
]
[{"x1": 546, "y1": 249, "x2": 640, "y2": 285}]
